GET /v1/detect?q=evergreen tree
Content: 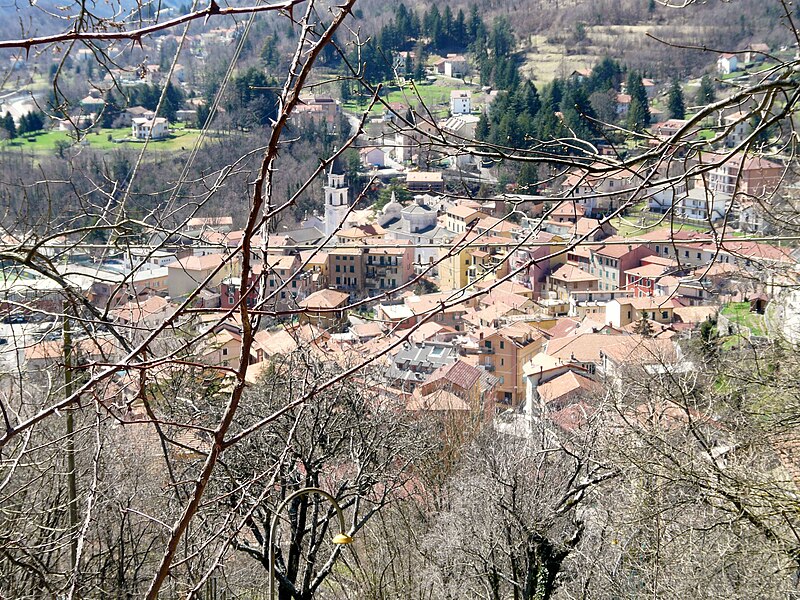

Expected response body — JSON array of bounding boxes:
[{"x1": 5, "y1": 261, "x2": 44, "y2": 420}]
[
  {"x1": 195, "y1": 103, "x2": 210, "y2": 129},
  {"x1": 633, "y1": 315, "x2": 655, "y2": 337},
  {"x1": 667, "y1": 80, "x2": 685, "y2": 119},
  {"x1": 475, "y1": 111, "x2": 490, "y2": 140},
  {"x1": 163, "y1": 81, "x2": 184, "y2": 122},
  {"x1": 260, "y1": 36, "x2": 279, "y2": 70},
  {"x1": 560, "y1": 84, "x2": 596, "y2": 141},
  {"x1": 2, "y1": 112, "x2": 16, "y2": 139},
  {"x1": 588, "y1": 57, "x2": 622, "y2": 94},
  {"x1": 100, "y1": 91, "x2": 121, "y2": 128},
  {"x1": 534, "y1": 82, "x2": 563, "y2": 141},
  {"x1": 340, "y1": 79, "x2": 352, "y2": 103},
  {"x1": 518, "y1": 161, "x2": 538, "y2": 192},
  {"x1": 625, "y1": 71, "x2": 650, "y2": 131},
  {"x1": 696, "y1": 74, "x2": 716, "y2": 105}
]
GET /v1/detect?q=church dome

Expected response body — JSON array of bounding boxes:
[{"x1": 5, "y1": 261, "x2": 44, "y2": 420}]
[{"x1": 382, "y1": 191, "x2": 402, "y2": 215}]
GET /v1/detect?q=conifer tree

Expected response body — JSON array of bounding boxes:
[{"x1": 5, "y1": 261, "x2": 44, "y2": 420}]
[
  {"x1": 625, "y1": 71, "x2": 650, "y2": 132},
  {"x1": 667, "y1": 80, "x2": 686, "y2": 119},
  {"x1": 696, "y1": 74, "x2": 716, "y2": 105}
]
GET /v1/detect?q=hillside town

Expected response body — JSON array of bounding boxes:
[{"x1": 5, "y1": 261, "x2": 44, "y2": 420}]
[{"x1": 4, "y1": 0, "x2": 800, "y2": 597}]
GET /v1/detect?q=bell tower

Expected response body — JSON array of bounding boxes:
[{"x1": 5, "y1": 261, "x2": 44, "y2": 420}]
[{"x1": 324, "y1": 169, "x2": 349, "y2": 236}]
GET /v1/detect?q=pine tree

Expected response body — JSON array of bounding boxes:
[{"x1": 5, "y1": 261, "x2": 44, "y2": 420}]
[
  {"x1": 667, "y1": 80, "x2": 685, "y2": 119},
  {"x1": 1, "y1": 112, "x2": 16, "y2": 139},
  {"x1": 696, "y1": 75, "x2": 716, "y2": 106},
  {"x1": 475, "y1": 111, "x2": 490, "y2": 140},
  {"x1": 625, "y1": 71, "x2": 650, "y2": 132},
  {"x1": 633, "y1": 314, "x2": 655, "y2": 337}
]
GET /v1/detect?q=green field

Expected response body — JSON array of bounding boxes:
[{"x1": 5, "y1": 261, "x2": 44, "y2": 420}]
[
  {"x1": 0, "y1": 125, "x2": 204, "y2": 154},
  {"x1": 721, "y1": 302, "x2": 766, "y2": 337},
  {"x1": 344, "y1": 79, "x2": 474, "y2": 117}
]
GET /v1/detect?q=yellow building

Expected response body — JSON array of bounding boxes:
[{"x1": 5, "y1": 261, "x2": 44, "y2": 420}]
[
  {"x1": 478, "y1": 322, "x2": 547, "y2": 407},
  {"x1": 439, "y1": 231, "x2": 512, "y2": 291}
]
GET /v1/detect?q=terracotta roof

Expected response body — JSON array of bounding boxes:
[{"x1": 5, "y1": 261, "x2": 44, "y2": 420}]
[
  {"x1": 550, "y1": 201, "x2": 586, "y2": 219},
  {"x1": 425, "y1": 359, "x2": 482, "y2": 391},
  {"x1": 168, "y1": 253, "x2": 226, "y2": 271},
  {"x1": 549, "y1": 401, "x2": 596, "y2": 432},
  {"x1": 601, "y1": 337, "x2": 677, "y2": 366},
  {"x1": 594, "y1": 239, "x2": 646, "y2": 259},
  {"x1": 25, "y1": 336, "x2": 118, "y2": 363},
  {"x1": 475, "y1": 216, "x2": 520, "y2": 233},
  {"x1": 625, "y1": 263, "x2": 668, "y2": 279},
  {"x1": 111, "y1": 295, "x2": 170, "y2": 323},
  {"x1": 673, "y1": 305, "x2": 719, "y2": 324},
  {"x1": 549, "y1": 263, "x2": 597, "y2": 283},
  {"x1": 447, "y1": 204, "x2": 483, "y2": 218},
  {"x1": 546, "y1": 317, "x2": 581, "y2": 339},
  {"x1": 617, "y1": 296, "x2": 678, "y2": 310},
  {"x1": 407, "y1": 389, "x2": 469, "y2": 411},
  {"x1": 546, "y1": 332, "x2": 625, "y2": 364},
  {"x1": 300, "y1": 289, "x2": 350, "y2": 310},
  {"x1": 351, "y1": 321, "x2": 385, "y2": 339},
  {"x1": 538, "y1": 371, "x2": 601, "y2": 405},
  {"x1": 479, "y1": 290, "x2": 532, "y2": 309},
  {"x1": 410, "y1": 322, "x2": 457, "y2": 343}
]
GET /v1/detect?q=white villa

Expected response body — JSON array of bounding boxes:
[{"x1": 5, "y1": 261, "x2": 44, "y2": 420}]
[{"x1": 131, "y1": 117, "x2": 169, "y2": 140}]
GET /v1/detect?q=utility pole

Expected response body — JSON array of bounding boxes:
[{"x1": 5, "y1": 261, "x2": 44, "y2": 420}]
[{"x1": 64, "y1": 307, "x2": 78, "y2": 573}]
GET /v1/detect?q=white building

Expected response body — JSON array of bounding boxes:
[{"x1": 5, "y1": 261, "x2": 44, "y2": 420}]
[
  {"x1": 323, "y1": 170, "x2": 349, "y2": 237},
  {"x1": 131, "y1": 117, "x2": 169, "y2": 140},
  {"x1": 676, "y1": 184, "x2": 731, "y2": 222},
  {"x1": 717, "y1": 53, "x2": 739, "y2": 75},
  {"x1": 450, "y1": 91, "x2": 472, "y2": 116}
]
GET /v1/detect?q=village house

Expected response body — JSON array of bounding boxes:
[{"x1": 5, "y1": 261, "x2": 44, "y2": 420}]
[
  {"x1": 449, "y1": 90, "x2": 471, "y2": 115},
  {"x1": 298, "y1": 289, "x2": 350, "y2": 331},
  {"x1": 676, "y1": 182, "x2": 732, "y2": 223},
  {"x1": 432, "y1": 54, "x2": 468, "y2": 78},
  {"x1": 131, "y1": 116, "x2": 169, "y2": 140},
  {"x1": 511, "y1": 232, "x2": 568, "y2": 297},
  {"x1": 220, "y1": 254, "x2": 308, "y2": 313},
  {"x1": 386, "y1": 341, "x2": 459, "y2": 390},
  {"x1": 605, "y1": 296, "x2": 680, "y2": 328},
  {"x1": 445, "y1": 204, "x2": 486, "y2": 234},
  {"x1": 587, "y1": 239, "x2": 655, "y2": 292},
  {"x1": 359, "y1": 146, "x2": 386, "y2": 168},
  {"x1": 546, "y1": 263, "x2": 598, "y2": 301},
  {"x1": 406, "y1": 171, "x2": 445, "y2": 193},
  {"x1": 166, "y1": 253, "x2": 233, "y2": 299},
  {"x1": 478, "y1": 322, "x2": 548, "y2": 407},
  {"x1": 293, "y1": 95, "x2": 340, "y2": 128},
  {"x1": 705, "y1": 153, "x2": 783, "y2": 198},
  {"x1": 410, "y1": 359, "x2": 498, "y2": 419},
  {"x1": 717, "y1": 53, "x2": 739, "y2": 74}
]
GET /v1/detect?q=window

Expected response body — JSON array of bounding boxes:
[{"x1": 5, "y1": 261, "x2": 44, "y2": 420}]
[
  {"x1": 662, "y1": 311, "x2": 669, "y2": 320},
  {"x1": 336, "y1": 277, "x2": 341, "y2": 284},
  {"x1": 292, "y1": 281, "x2": 296, "y2": 288},
  {"x1": 684, "y1": 250, "x2": 689, "y2": 258},
  {"x1": 281, "y1": 292, "x2": 286, "y2": 299},
  {"x1": 498, "y1": 376, "x2": 505, "y2": 385},
  {"x1": 500, "y1": 358, "x2": 504, "y2": 366},
  {"x1": 222, "y1": 348, "x2": 228, "y2": 356},
  {"x1": 335, "y1": 265, "x2": 340, "y2": 272},
  {"x1": 696, "y1": 252, "x2": 701, "y2": 259},
  {"x1": 500, "y1": 341, "x2": 505, "y2": 350},
  {"x1": 485, "y1": 340, "x2": 492, "y2": 349}
]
